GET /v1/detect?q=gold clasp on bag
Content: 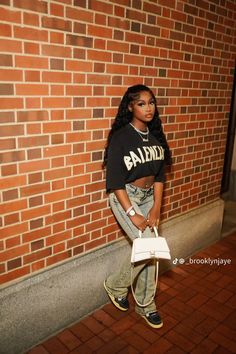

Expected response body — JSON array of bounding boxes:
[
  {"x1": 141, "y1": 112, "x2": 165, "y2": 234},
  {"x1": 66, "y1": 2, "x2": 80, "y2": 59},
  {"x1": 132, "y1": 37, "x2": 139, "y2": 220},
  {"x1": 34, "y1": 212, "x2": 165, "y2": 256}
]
[{"x1": 150, "y1": 250, "x2": 155, "y2": 258}]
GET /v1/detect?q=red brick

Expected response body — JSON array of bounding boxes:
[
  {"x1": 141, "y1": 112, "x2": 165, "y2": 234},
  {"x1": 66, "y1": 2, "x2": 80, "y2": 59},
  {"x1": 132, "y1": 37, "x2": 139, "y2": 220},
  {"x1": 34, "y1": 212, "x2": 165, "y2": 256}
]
[
  {"x1": 15, "y1": 55, "x2": 48, "y2": 69},
  {"x1": 199, "y1": 299, "x2": 233, "y2": 321},
  {"x1": 42, "y1": 337, "x2": 68, "y2": 354},
  {"x1": 0, "y1": 83, "x2": 14, "y2": 95},
  {"x1": 14, "y1": 0, "x2": 47, "y2": 12},
  {"x1": 44, "y1": 189, "x2": 71, "y2": 203},
  {"x1": 1, "y1": 223, "x2": 28, "y2": 239},
  {"x1": 15, "y1": 84, "x2": 48, "y2": 96},
  {"x1": 0, "y1": 124, "x2": 24, "y2": 137},
  {"x1": 191, "y1": 338, "x2": 218, "y2": 354},
  {"x1": 25, "y1": 209, "x2": 49, "y2": 225},
  {"x1": 89, "y1": 0, "x2": 113, "y2": 14},
  {"x1": 97, "y1": 328, "x2": 116, "y2": 344},
  {"x1": 17, "y1": 110, "x2": 48, "y2": 122},
  {"x1": 81, "y1": 316, "x2": 105, "y2": 335},
  {"x1": 24, "y1": 42, "x2": 40, "y2": 55},
  {"x1": 92, "y1": 309, "x2": 116, "y2": 327},
  {"x1": 95, "y1": 337, "x2": 127, "y2": 354},
  {"x1": 215, "y1": 324, "x2": 236, "y2": 342},
  {"x1": 22, "y1": 227, "x2": 51, "y2": 243},
  {"x1": 0, "y1": 138, "x2": 15, "y2": 152},
  {"x1": 50, "y1": 3, "x2": 64, "y2": 17},
  {"x1": 46, "y1": 231, "x2": 71, "y2": 247},
  {"x1": 195, "y1": 316, "x2": 218, "y2": 336},
  {"x1": 164, "y1": 330, "x2": 195, "y2": 352},
  {"x1": 69, "y1": 322, "x2": 94, "y2": 342},
  {"x1": 214, "y1": 289, "x2": 234, "y2": 303},
  {"x1": 0, "y1": 244, "x2": 29, "y2": 262},
  {"x1": 174, "y1": 322, "x2": 204, "y2": 344},
  {"x1": 56, "y1": 330, "x2": 81, "y2": 351},
  {"x1": 88, "y1": 24, "x2": 112, "y2": 39},
  {"x1": 121, "y1": 329, "x2": 150, "y2": 351},
  {"x1": 26, "y1": 345, "x2": 49, "y2": 354},
  {"x1": 0, "y1": 266, "x2": 30, "y2": 285},
  {"x1": 209, "y1": 330, "x2": 236, "y2": 353},
  {"x1": 23, "y1": 12, "x2": 39, "y2": 27},
  {"x1": 14, "y1": 26, "x2": 48, "y2": 42},
  {"x1": 143, "y1": 337, "x2": 173, "y2": 354},
  {"x1": 4, "y1": 212, "x2": 20, "y2": 226},
  {"x1": 0, "y1": 199, "x2": 27, "y2": 214},
  {"x1": 5, "y1": 237, "x2": 20, "y2": 252},
  {"x1": 187, "y1": 293, "x2": 209, "y2": 309},
  {"x1": 164, "y1": 348, "x2": 187, "y2": 354},
  {"x1": 86, "y1": 336, "x2": 104, "y2": 351},
  {"x1": 30, "y1": 219, "x2": 43, "y2": 231},
  {"x1": 23, "y1": 247, "x2": 51, "y2": 264},
  {"x1": 0, "y1": 38, "x2": 22, "y2": 53},
  {"x1": 84, "y1": 237, "x2": 107, "y2": 251},
  {"x1": 20, "y1": 183, "x2": 50, "y2": 197},
  {"x1": 227, "y1": 294, "x2": 236, "y2": 309},
  {"x1": 0, "y1": 7, "x2": 21, "y2": 23},
  {"x1": 46, "y1": 250, "x2": 71, "y2": 267},
  {"x1": 2, "y1": 189, "x2": 18, "y2": 202}
]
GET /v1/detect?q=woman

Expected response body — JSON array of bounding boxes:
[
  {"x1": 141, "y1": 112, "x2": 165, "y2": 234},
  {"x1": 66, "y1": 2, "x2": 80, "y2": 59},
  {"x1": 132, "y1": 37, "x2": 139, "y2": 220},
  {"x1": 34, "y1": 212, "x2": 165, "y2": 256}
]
[{"x1": 103, "y1": 84, "x2": 171, "y2": 328}]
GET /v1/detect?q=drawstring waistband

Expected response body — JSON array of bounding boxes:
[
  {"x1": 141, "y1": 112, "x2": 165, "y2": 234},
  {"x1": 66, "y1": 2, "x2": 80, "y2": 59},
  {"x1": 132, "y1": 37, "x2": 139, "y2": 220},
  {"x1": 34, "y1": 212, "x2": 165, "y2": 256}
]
[{"x1": 126, "y1": 183, "x2": 154, "y2": 197}]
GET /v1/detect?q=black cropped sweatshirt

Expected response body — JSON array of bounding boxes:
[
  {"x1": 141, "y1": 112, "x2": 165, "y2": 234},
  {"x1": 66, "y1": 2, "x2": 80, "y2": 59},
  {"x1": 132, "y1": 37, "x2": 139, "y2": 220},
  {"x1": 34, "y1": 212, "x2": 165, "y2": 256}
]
[{"x1": 106, "y1": 124, "x2": 165, "y2": 193}]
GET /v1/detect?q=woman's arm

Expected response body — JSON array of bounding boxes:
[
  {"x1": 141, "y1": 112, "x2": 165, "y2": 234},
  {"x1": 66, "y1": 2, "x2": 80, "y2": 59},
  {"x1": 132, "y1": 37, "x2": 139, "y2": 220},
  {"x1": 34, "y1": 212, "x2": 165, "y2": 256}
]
[
  {"x1": 147, "y1": 182, "x2": 164, "y2": 229},
  {"x1": 114, "y1": 189, "x2": 147, "y2": 232}
]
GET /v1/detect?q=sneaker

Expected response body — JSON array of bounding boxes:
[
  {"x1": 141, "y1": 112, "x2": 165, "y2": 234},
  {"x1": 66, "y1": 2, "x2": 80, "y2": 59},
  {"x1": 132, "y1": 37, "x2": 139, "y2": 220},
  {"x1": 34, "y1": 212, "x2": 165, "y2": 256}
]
[
  {"x1": 142, "y1": 311, "x2": 163, "y2": 328},
  {"x1": 103, "y1": 280, "x2": 129, "y2": 312}
]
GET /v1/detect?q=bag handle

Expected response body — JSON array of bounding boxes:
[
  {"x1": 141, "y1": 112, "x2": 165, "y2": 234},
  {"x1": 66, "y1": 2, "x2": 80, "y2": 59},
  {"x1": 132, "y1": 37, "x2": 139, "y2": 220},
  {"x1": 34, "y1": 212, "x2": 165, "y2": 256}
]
[
  {"x1": 138, "y1": 226, "x2": 159, "y2": 238},
  {"x1": 131, "y1": 226, "x2": 159, "y2": 307}
]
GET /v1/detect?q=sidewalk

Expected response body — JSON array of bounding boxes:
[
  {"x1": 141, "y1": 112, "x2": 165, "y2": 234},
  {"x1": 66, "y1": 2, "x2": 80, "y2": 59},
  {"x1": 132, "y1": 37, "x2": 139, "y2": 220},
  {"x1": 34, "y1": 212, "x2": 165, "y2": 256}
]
[{"x1": 27, "y1": 206, "x2": 236, "y2": 354}]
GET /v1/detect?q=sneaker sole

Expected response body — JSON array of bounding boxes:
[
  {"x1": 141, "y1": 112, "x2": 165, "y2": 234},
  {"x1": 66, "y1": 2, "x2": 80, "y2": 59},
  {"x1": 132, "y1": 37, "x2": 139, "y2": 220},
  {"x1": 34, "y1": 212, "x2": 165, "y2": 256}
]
[
  {"x1": 103, "y1": 280, "x2": 128, "y2": 312},
  {"x1": 142, "y1": 315, "x2": 163, "y2": 329}
]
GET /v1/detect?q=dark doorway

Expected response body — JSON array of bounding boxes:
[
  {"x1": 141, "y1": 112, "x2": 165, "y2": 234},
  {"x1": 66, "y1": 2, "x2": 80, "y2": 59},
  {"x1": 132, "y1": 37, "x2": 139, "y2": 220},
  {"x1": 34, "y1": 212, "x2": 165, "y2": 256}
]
[{"x1": 221, "y1": 65, "x2": 236, "y2": 196}]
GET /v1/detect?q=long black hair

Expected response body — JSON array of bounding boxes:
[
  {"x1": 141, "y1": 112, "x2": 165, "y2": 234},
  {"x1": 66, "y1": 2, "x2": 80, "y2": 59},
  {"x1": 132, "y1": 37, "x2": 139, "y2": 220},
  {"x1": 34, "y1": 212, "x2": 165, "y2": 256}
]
[{"x1": 103, "y1": 84, "x2": 172, "y2": 167}]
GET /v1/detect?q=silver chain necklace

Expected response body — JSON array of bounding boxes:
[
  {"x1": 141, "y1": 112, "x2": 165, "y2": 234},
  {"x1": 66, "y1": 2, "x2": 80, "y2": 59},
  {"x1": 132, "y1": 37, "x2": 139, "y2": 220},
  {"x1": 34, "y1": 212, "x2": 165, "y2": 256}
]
[{"x1": 129, "y1": 122, "x2": 149, "y2": 142}]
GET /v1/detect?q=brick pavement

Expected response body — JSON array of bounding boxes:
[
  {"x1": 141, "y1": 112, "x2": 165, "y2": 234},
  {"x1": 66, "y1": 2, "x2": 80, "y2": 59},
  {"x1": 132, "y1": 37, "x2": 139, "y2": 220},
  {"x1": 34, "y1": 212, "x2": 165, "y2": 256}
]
[{"x1": 27, "y1": 232, "x2": 236, "y2": 354}]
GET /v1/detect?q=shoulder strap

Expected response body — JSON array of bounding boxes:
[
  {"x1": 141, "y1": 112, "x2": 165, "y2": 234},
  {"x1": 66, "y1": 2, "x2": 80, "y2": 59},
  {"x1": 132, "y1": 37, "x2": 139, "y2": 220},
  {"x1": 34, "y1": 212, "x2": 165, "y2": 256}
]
[
  {"x1": 131, "y1": 226, "x2": 159, "y2": 307},
  {"x1": 131, "y1": 261, "x2": 159, "y2": 307}
]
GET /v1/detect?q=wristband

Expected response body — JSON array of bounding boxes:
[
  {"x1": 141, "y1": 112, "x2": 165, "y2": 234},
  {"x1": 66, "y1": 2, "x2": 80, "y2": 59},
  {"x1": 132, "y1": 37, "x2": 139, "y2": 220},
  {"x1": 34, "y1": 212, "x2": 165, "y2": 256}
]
[{"x1": 125, "y1": 206, "x2": 133, "y2": 215}]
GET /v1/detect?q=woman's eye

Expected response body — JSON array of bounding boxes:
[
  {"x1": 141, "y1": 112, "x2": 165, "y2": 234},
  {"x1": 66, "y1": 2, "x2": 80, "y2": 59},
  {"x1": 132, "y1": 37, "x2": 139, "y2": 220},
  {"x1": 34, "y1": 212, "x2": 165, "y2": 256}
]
[{"x1": 136, "y1": 101, "x2": 155, "y2": 107}]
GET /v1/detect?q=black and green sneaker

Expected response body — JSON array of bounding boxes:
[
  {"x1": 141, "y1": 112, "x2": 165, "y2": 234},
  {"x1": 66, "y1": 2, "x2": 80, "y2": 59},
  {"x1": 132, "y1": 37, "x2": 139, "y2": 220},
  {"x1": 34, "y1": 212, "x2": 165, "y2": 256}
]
[
  {"x1": 142, "y1": 311, "x2": 163, "y2": 328},
  {"x1": 103, "y1": 280, "x2": 129, "y2": 312}
]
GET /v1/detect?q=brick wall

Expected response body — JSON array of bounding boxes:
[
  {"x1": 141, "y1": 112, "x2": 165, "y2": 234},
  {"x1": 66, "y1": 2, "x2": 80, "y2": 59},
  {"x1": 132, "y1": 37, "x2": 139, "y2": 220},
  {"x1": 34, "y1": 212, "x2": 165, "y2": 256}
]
[{"x1": 0, "y1": 0, "x2": 235, "y2": 285}]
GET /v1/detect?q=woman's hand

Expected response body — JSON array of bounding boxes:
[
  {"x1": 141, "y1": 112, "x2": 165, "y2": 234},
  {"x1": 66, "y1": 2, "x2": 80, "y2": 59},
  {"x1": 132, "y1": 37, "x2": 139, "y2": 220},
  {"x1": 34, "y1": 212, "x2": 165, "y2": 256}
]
[
  {"x1": 130, "y1": 213, "x2": 148, "y2": 232},
  {"x1": 147, "y1": 206, "x2": 160, "y2": 230}
]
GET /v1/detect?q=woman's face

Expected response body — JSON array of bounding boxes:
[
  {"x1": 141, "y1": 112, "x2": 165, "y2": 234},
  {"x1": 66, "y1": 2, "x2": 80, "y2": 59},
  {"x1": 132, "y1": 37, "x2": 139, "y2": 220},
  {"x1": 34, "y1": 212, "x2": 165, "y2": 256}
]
[{"x1": 129, "y1": 91, "x2": 156, "y2": 128}]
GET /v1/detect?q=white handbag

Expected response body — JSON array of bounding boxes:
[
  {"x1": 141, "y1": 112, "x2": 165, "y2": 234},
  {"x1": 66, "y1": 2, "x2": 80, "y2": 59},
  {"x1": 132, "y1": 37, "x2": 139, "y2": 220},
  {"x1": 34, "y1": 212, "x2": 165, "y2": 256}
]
[
  {"x1": 131, "y1": 227, "x2": 171, "y2": 307},
  {"x1": 131, "y1": 227, "x2": 171, "y2": 263}
]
